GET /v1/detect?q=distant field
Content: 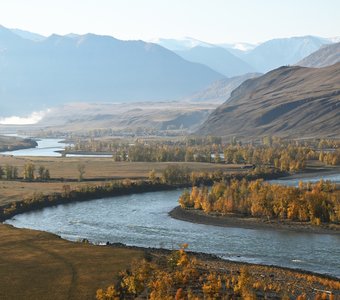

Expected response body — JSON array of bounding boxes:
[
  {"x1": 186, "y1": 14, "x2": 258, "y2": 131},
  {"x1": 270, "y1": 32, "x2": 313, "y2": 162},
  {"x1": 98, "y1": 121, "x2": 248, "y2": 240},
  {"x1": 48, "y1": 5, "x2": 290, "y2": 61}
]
[
  {"x1": 0, "y1": 155, "x2": 245, "y2": 179},
  {"x1": 0, "y1": 156, "x2": 247, "y2": 206}
]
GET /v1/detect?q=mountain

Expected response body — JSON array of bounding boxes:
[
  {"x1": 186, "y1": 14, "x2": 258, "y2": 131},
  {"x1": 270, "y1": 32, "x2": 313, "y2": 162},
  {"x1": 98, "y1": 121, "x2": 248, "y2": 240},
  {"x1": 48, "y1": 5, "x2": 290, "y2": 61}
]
[
  {"x1": 184, "y1": 73, "x2": 261, "y2": 103},
  {"x1": 238, "y1": 36, "x2": 331, "y2": 72},
  {"x1": 150, "y1": 36, "x2": 335, "y2": 75},
  {"x1": 219, "y1": 42, "x2": 257, "y2": 52},
  {"x1": 0, "y1": 25, "x2": 223, "y2": 116},
  {"x1": 175, "y1": 46, "x2": 255, "y2": 77},
  {"x1": 10, "y1": 28, "x2": 46, "y2": 41},
  {"x1": 149, "y1": 37, "x2": 215, "y2": 51},
  {"x1": 296, "y1": 42, "x2": 340, "y2": 68},
  {"x1": 199, "y1": 63, "x2": 340, "y2": 139}
]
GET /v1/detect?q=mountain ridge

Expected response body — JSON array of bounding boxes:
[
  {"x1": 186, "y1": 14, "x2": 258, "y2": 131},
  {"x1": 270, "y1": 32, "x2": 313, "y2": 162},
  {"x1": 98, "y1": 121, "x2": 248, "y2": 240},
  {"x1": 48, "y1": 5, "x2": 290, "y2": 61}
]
[
  {"x1": 0, "y1": 25, "x2": 224, "y2": 116},
  {"x1": 199, "y1": 63, "x2": 340, "y2": 139}
]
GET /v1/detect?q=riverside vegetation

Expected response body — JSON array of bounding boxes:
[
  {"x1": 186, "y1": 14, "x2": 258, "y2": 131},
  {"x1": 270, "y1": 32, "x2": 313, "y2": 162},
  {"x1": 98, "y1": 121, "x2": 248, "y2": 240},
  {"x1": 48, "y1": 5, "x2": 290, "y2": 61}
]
[
  {"x1": 178, "y1": 179, "x2": 340, "y2": 226},
  {"x1": 96, "y1": 244, "x2": 340, "y2": 300},
  {"x1": 0, "y1": 164, "x2": 282, "y2": 222}
]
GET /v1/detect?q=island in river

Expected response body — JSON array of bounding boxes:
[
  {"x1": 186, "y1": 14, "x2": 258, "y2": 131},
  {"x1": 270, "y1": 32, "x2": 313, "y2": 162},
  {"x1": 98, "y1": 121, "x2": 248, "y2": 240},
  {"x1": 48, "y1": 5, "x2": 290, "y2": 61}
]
[
  {"x1": 171, "y1": 166, "x2": 340, "y2": 235},
  {"x1": 0, "y1": 135, "x2": 37, "y2": 152}
]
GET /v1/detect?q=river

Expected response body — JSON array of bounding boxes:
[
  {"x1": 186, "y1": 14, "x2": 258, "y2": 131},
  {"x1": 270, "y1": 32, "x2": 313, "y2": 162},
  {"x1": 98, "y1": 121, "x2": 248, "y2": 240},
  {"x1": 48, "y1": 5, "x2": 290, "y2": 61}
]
[
  {"x1": 2, "y1": 138, "x2": 340, "y2": 277},
  {"x1": 1, "y1": 137, "x2": 111, "y2": 157},
  {"x1": 5, "y1": 188, "x2": 340, "y2": 278}
]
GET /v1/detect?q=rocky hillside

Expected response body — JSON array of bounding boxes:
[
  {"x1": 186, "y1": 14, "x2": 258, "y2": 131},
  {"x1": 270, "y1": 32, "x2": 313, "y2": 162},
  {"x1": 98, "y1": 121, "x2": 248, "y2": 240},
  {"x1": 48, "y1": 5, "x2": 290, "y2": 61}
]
[
  {"x1": 297, "y1": 42, "x2": 340, "y2": 67},
  {"x1": 199, "y1": 63, "x2": 340, "y2": 139}
]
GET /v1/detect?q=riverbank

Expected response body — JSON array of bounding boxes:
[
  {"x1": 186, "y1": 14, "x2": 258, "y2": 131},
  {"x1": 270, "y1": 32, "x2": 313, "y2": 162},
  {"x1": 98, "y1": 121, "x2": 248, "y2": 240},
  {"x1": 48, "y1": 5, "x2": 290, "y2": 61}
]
[
  {"x1": 169, "y1": 206, "x2": 340, "y2": 235},
  {"x1": 0, "y1": 223, "x2": 339, "y2": 300},
  {"x1": 279, "y1": 163, "x2": 340, "y2": 181}
]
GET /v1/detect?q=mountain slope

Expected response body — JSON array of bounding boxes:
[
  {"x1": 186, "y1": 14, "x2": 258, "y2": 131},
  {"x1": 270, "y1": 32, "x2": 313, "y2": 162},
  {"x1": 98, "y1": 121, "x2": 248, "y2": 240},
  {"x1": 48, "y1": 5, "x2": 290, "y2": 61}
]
[
  {"x1": 184, "y1": 73, "x2": 261, "y2": 103},
  {"x1": 175, "y1": 46, "x2": 255, "y2": 77},
  {"x1": 149, "y1": 37, "x2": 215, "y2": 51},
  {"x1": 0, "y1": 25, "x2": 223, "y2": 116},
  {"x1": 199, "y1": 63, "x2": 340, "y2": 138},
  {"x1": 296, "y1": 42, "x2": 340, "y2": 67},
  {"x1": 240, "y1": 36, "x2": 331, "y2": 72},
  {"x1": 10, "y1": 28, "x2": 46, "y2": 41}
]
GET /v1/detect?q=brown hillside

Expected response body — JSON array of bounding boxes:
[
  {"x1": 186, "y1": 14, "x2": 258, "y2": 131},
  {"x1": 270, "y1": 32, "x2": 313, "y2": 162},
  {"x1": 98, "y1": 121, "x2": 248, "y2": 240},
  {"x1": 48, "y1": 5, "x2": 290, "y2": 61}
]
[{"x1": 199, "y1": 63, "x2": 340, "y2": 139}]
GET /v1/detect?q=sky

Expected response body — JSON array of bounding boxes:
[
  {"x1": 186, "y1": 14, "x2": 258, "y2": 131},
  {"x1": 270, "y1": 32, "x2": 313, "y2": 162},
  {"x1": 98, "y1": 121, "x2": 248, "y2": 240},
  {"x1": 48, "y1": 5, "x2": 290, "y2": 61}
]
[{"x1": 0, "y1": 0, "x2": 339, "y2": 44}]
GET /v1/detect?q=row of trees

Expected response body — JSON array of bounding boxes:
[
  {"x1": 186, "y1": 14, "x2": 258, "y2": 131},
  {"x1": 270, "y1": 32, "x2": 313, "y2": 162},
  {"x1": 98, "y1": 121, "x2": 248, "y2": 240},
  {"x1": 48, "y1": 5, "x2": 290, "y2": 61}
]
[
  {"x1": 0, "y1": 163, "x2": 50, "y2": 181},
  {"x1": 319, "y1": 150, "x2": 340, "y2": 166},
  {"x1": 0, "y1": 165, "x2": 18, "y2": 180},
  {"x1": 66, "y1": 137, "x2": 340, "y2": 171},
  {"x1": 179, "y1": 179, "x2": 340, "y2": 224}
]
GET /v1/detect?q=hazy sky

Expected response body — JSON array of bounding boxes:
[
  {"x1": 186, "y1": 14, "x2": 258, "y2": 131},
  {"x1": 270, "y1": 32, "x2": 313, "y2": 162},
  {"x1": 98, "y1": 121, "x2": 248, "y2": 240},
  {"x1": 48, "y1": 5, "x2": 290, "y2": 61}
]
[{"x1": 0, "y1": 0, "x2": 339, "y2": 43}]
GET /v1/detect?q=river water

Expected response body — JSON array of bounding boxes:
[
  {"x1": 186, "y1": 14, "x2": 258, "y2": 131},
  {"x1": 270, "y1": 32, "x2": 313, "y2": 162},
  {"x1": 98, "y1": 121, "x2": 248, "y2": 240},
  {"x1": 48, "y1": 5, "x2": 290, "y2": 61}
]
[
  {"x1": 3, "y1": 138, "x2": 340, "y2": 278},
  {"x1": 5, "y1": 188, "x2": 340, "y2": 278},
  {"x1": 1, "y1": 137, "x2": 111, "y2": 157}
]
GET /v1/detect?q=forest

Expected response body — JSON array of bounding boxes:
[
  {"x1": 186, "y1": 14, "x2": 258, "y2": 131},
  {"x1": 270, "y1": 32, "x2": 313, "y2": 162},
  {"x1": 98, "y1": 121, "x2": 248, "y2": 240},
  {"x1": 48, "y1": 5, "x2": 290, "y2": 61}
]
[{"x1": 179, "y1": 179, "x2": 340, "y2": 224}]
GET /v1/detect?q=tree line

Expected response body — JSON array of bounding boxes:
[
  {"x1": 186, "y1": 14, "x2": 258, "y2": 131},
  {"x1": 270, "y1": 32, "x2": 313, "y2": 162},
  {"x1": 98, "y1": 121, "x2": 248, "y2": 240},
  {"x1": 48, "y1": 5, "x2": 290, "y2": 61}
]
[
  {"x1": 0, "y1": 163, "x2": 50, "y2": 181},
  {"x1": 64, "y1": 137, "x2": 340, "y2": 171},
  {"x1": 179, "y1": 179, "x2": 340, "y2": 224}
]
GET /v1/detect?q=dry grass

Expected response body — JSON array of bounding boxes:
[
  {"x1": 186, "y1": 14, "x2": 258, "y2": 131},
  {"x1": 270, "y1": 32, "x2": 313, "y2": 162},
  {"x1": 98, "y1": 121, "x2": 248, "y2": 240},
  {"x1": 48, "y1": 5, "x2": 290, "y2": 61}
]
[
  {"x1": 0, "y1": 224, "x2": 144, "y2": 300},
  {"x1": 1, "y1": 224, "x2": 339, "y2": 300},
  {"x1": 0, "y1": 155, "x2": 245, "y2": 179},
  {"x1": 0, "y1": 180, "x2": 106, "y2": 206},
  {"x1": 0, "y1": 155, "x2": 247, "y2": 206}
]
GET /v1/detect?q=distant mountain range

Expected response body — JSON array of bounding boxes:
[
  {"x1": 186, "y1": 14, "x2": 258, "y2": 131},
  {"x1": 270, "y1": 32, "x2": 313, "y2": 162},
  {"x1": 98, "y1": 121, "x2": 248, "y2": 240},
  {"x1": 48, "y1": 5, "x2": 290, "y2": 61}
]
[
  {"x1": 199, "y1": 63, "x2": 340, "y2": 139},
  {"x1": 238, "y1": 36, "x2": 332, "y2": 72},
  {"x1": 153, "y1": 36, "x2": 337, "y2": 74},
  {"x1": 1, "y1": 25, "x2": 340, "y2": 124},
  {"x1": 0, "y1": 25, "x2": 223, "y2": 116},
  {"x1": 174, "y1": 46, "x2": 255, "y2": 77},
  {"x1": 297, "y1": 42, "x2": 340, "y2": 68}
]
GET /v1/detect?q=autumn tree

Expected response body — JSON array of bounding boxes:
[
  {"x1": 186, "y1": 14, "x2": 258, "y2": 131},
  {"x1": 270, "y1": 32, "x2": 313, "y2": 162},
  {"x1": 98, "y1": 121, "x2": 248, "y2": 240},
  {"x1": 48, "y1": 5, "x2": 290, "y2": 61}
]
[{"x1": 23, "y1": 163, "x2": 35, "y2": 181}]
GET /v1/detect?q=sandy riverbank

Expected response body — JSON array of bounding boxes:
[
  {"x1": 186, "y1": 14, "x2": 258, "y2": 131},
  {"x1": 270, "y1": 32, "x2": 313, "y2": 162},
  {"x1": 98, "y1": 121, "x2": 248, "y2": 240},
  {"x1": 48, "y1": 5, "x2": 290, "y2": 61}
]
[{"x1": 169, "y1": 206, "x2": 340, "y2": 235}]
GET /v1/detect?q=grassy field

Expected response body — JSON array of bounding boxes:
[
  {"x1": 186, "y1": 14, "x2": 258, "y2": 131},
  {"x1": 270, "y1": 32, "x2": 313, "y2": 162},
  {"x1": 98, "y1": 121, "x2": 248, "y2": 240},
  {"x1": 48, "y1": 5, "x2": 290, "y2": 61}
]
[
  {"x1": 0, "y1": 155, "x2": 245, "y2": 179},
  {"x1": 0, "y1": 224, "x2": 144, "y2": 300},
  {"x1": 0, "y1": 155, "x2": 247, "y2": 206}
]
